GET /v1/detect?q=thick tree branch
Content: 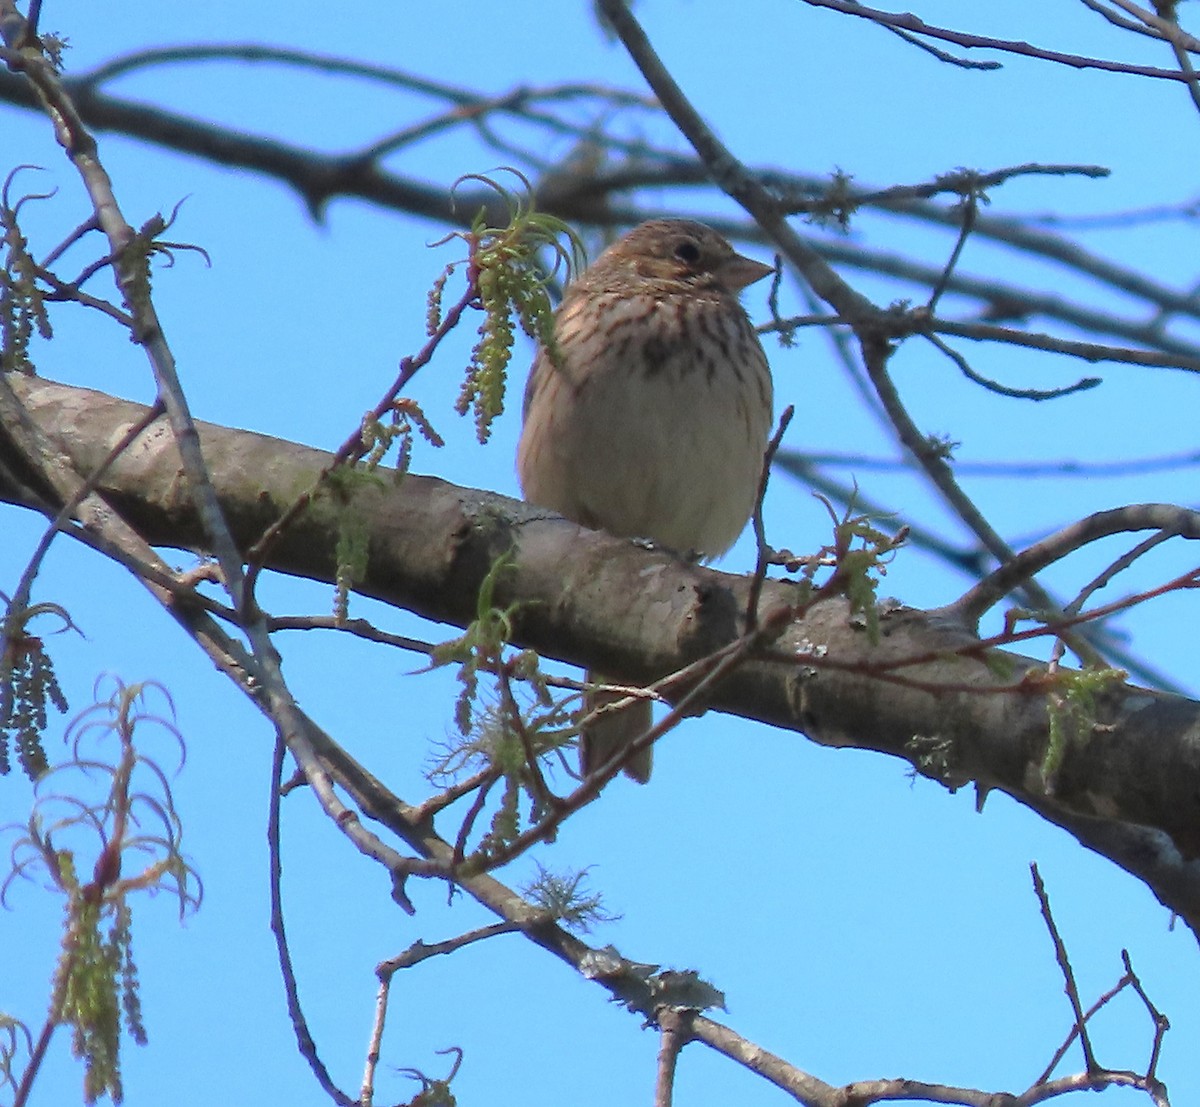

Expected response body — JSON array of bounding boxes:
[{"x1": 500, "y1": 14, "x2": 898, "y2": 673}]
[{"x1": 3, "y1": 374, "x2": 1200, "y2": 937}]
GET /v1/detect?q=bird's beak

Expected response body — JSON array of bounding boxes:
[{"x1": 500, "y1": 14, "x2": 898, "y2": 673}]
[{"x1": 721, "y1": 253, "x2": 776, "y2": 292}]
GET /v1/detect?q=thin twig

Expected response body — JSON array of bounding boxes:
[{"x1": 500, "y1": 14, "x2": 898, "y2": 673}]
[
  {"x1": 1120, "y1": 949, "x2": 1171, "y2": 1082},
  {"x1": 747, "y1": 405, "x2": 795, "y2": 630},
  {"x1": 1031, "y1": 863, "x2": 1097, "y2": 1074},
  {"x1": 410, "y1": 765, "x2": 500, "y2": 823},
  {"x1": 453, "y1": 774, "x2": 496, "y2": 865},
  {"x1": 923, "y1": 330, "x2": 1100, "y2": 400},
  {"x1": 783, "y1": 445, "x2": 1200, "y2": 479},
  {"x1": 950, "y1": 503, "x2": 1200, "y2": 627},
  {"x1": 882, "y1": 23, "x2": 1002, "y2": 69},
  {"x1": 1104, "y1": 0, "x2": 1200, "y2": 49},
  {"x1": 37, "y1": 212, "x2": 99, "y2": 268},
  {"x1": 1064, "y1": 529, "x2": 1178, "y2": 616},
  {"x1": 267, "y1": 731, "x2": 354, "y2": 1106},
  {"x1": 245, "y1": 282, "x2": 476, "y2": 575},
  {"x1": 799, "y1": 0, "x2": 1200, "y2": 80},
  {"x1": 1160, "y1": 6, "x2": 1200, "y2": 117},
  {"x1": 1034, "y1": 964, "x2": 1133, "y2": 1085},
  {"x1": 265, "y1": 613, "x2": 439, "y2": 656},
  {"x1": 11, "y1": 1019, "x2": 55, "y2": 1107},
  {"x1": 926, "y1": 192, "x2": 976, "y2": 312},
  {"x1": 497, "y1": 660, "x2": 562, "y2": 811},
  {"x1": 1078, "y1": 0, "x2": 1165, "y2": 39},
  {"x1": 377, "y1": 922, "x2": 521, "y2": 976},
  {"x1": 362, "y1": 922, "x2": 519, "y2": 1104},
  {"x1": 760, "y1": 310, "x2": 1200, "y2": 374}
]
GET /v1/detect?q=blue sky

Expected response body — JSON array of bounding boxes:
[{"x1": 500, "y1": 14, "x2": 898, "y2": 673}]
[{"x1": 3, "y1": 3, "x2": 1199, "y2": 1105}]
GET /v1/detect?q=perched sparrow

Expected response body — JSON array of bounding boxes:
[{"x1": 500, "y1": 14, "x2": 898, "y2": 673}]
[{"x1": 517, "y1": 219, "x2": 775, "y2": 782}]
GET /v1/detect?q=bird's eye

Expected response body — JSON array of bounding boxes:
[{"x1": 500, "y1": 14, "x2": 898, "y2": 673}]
[{"x1": 673, "y1": 239, "x2": 702, "y2": 264}]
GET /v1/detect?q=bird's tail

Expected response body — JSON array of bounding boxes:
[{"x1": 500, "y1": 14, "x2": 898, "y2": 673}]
[{"x1": 580, "y1": 670, "x2": 653, "y2": 783}]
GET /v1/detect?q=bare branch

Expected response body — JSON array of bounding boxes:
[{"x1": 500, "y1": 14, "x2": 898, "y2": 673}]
[
  {"x1": 268, "y1": 733, "x2": 354, "y2": 1107},
  {"x1": 950, "y1": 504, "x2": 1200, "y2": 626},
  {"x1": 799, "y1": 0, "x2": 1200, "y2": 78},
  {"x1": 1032, "y1": 864, "x2": 1098, "y2": 1074}
]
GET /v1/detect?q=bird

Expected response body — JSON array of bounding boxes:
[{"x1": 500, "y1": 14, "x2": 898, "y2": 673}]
[{"x1": 517, "y1": 219, "x2": 775, "y2": 782}]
